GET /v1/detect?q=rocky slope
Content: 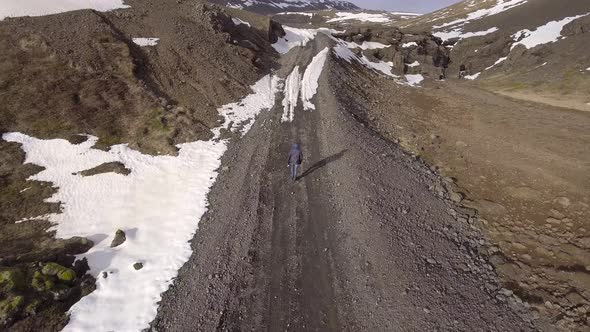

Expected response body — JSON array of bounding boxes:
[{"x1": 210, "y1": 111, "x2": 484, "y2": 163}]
[
  {"x1": 0, "y1": 0, "x2": 282, "y2": 329},
  {"x1": 401, "y1": 0, "x2": 590, "y2": 110},
  {"x1": 333, "y1": 28, "x2": 450, "y2": 79},
  {"x1": 208, "y1": 0, "x2": 358, "y2": 15}
]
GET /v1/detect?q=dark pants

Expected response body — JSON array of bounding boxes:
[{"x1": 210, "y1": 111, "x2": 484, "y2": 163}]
[{"x1": 290, "y1": 163, "x2": 299, "y2": 180}]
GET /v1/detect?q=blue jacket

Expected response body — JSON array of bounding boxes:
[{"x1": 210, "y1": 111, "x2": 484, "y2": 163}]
[{"x1": 288, "y1": 144, "x2": 303, "y2": 165}]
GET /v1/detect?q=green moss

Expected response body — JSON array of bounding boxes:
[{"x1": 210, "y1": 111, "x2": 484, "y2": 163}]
[
  {"x1": 31, "y1": 271, "x2": 54, "y2": 292},
  {"x1": 24, "y1": 299, "x2": 42, "y2": 316},
  {"x1": 0, "y1": 295, "x2": 25, "y2": 322},
  {"x1": 95, "y1": 135, "x2": 122, "y2": 150},
  {"x1": 147, "y1": 109, "x2": 171, "y2": 133},
  {"x1": 56, "y1": 269, "x2": 76, "y2": 283},
  {"x1": 30, "y1": 117, "x2": 72, "y2": 137},
  {"x1": 41, "y1": 263, "x2": 65, "y2": 276},
  {"x1": 0, "y1": 269, "x2": 25, "y2": 293}
]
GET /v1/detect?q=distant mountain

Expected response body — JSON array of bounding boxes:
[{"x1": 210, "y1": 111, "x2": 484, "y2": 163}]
[{"x1": 209, "y1": 0, "x2": 360, "y2": 14}]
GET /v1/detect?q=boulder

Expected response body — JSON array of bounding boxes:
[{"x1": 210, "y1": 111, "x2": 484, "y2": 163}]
[
  {"x1": 562, "y1": 15, "x2": 590, "y2": 36},
  {"x1": 0, "y1": 268, "x2": 25, "y2": 293},
  {"x1": 110, "y1": 229, "x2": 127, "y2": 248},
  {"x1": 0, "y1": 295, "x2": 24, "y2": 327},
  {"x1": 57, "y1": 269, "x2": 76, "y2": 283},
  {"x1": 133, "y1": 262, "x2": 144, "y2": 270},
  {"x1": 41, "y1": 263, "x2": 76, "y2": 283},
  {"x1": 31, "y1": 271, "x2": 55, "y2": 292}
]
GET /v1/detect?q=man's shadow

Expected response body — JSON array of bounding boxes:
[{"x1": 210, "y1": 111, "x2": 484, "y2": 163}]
[{"x1": 297, "y1": 149, "x2": 348, "y2": 181}]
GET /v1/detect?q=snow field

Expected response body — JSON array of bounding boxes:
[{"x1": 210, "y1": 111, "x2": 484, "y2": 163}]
[{"x1": 3, "y1": 74, "x2": 282, "y2": 331}]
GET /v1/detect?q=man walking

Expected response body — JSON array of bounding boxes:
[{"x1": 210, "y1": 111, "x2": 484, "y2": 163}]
[{"x1": 287, "y1": 144, "x2": 303, "y2": 181}]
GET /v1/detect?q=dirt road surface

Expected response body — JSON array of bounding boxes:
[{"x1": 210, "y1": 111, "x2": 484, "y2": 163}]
[{"x1": 152, "y1": 37, "x2": 542, "y2": 331}]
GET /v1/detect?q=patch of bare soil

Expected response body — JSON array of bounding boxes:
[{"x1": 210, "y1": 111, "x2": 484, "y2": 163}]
[
  {"x1": 332, "y1": 61, "x2": 590, "y2": 331},
  {"x1": 492, "y1": 91, "x2": 590, "y2": 113}
]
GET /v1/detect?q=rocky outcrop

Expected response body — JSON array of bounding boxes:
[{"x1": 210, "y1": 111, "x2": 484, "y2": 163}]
[
  {"x1": 268, "y1": 19, "x2": 286, "y2": 44},
  {"x1": 110, "y1": 229, "x2": 127, "y2": 248},
  {"x1": 208, "y1": 0, "x2": 359, "y2": 15},
  {"x1": 334, "y1": 28, "x2": 451, "y2": 80},
  {"x1": 0, "y1": 261, "x2": 95, "y2": 330},
  {"x1": 562, "y1": 14, "x2": 590, "y2": 36}
]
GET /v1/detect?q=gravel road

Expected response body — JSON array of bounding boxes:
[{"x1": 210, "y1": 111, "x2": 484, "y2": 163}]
[{"x1": 152, "y1": 36, "x2": 540, "y2": 331}]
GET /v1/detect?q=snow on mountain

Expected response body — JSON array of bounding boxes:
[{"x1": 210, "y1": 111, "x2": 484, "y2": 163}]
[
  {"x1": 430, "y1": 0, "x2": 527, "y2": 41},
  {"x1": 212, "y1": 0, "x2": 358, "y2": 14},
  {"x1": 511, "y1": 13, "x2": 590, "y2": 49},
  {"x1": 326, "y1": 12, "x2": 392, "y2": 23}
]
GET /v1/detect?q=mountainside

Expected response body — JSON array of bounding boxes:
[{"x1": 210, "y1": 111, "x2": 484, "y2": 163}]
[
  {"x1": 208, "y1": 0, "x2": 359, "y2": 14},
  {"x1": 401, "y1": 0, "x2": 590, "y2": 110},
  {"x1": 0, "y1": 0, "x2": 589, "y2": 331}
]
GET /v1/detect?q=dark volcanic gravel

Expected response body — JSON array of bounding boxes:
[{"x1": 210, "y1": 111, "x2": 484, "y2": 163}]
[{"x1": 152, "y1": 36, "x2": 540, "y2": 331}]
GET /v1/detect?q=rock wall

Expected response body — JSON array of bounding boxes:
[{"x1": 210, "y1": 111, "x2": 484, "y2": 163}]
[{"x1": 334, "y1": 28, "x2": 451, "y2": 80}]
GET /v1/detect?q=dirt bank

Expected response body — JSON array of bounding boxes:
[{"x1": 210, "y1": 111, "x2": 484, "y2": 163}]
[{"x1": 331, "y1": 59, "x2": 590, "y2": 330}]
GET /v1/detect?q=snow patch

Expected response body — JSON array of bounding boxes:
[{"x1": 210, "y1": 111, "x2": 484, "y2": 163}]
[
  {"x1": 405, "y1": 74, "x2": 424, "y2": 86},
  {"x1": 434, "y1": 0, "x2": 528, "y2": 30},
  {"x1": 432, "y1": 0, "x2": 526, "y2": 42},
  {"x1": 0, "y1": 133, "x2": 227, "y2": 332},
  {"x1": 511, "y1": 14, "x2": 590, "y2": 49},
  {"x1": 272, "y1": 27, "x2": 338, "y2": 54},
  {"x1": 2, "y1": 74, "x2": 282, "y2": 331},
  {"x1": 333, "y1": 43, "x2": 397, "y2": 78},
  {"x1": 217, "y1": 75, "x2": 282, "y2": 136},
  {"x1": 273, "y1": 26, "x2": 318, "y2": 54},
  {"x1": 402, "y1": 42, "x2": 418, "y2": 48},
  {"x1": 465, "y1": 72, "x2": 481, "y2": 80},
  {"x1": 389, "y1": 11, "x2": 421, "y2": 17},
  {"x1": 342, "y1": 41, "x2": 390, "y2": 50},
  {"x1": 434, "y1": 27, "x2": 498, "y2": 41},
  {"x1": 282, "y1": 67, "x2": 301, "y2": 122},
  {"x1": 232, "y1": 17, "x2": 251, "y2": 27},
  {"x1": 301, "y1": 47, "x2": 329, "y2": 111},
  {"x1": 0, "y1": 0, "x2": 129, "y2": 20},
  {"x1": 327, "y1": 12, "x2": 391, "y2": 23},
  {"x1": 407, "y1": 61, "x2": 420, "y2": 67},
  {"x1": 132, "y1": 38, "x2": 159, "y2": 47},
  {"x1": 278, "y1": 12, "x2": 314, "y2": 17},
  {"x1": 485, "y1": 56, "x2": 507, "y2": 70}
]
